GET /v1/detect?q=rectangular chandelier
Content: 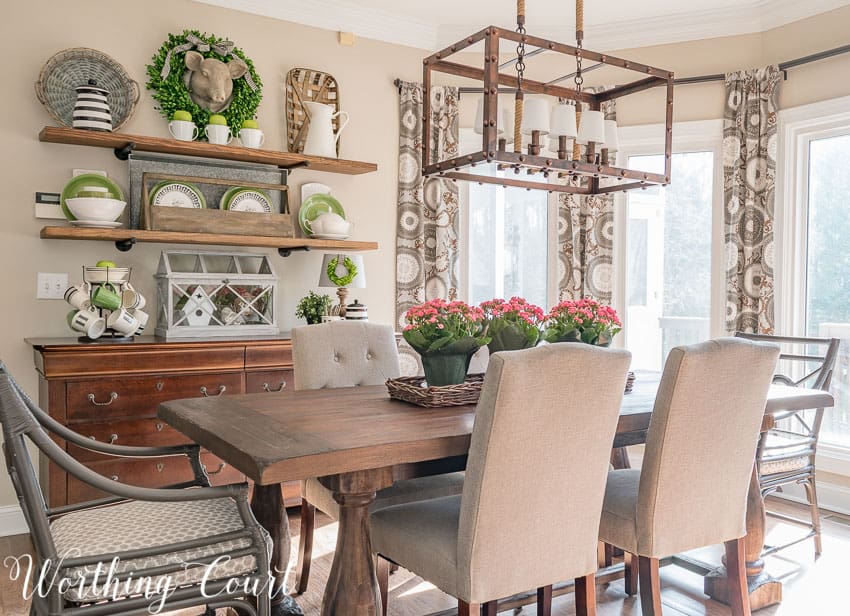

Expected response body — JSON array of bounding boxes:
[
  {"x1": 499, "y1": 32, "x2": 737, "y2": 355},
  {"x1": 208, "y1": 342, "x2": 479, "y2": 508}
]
[{"x1": 421, "y1": 3, "x2": 675, "y2": 195}]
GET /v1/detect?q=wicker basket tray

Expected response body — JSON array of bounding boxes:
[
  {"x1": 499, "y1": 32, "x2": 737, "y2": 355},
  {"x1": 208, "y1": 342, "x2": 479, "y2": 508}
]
[{"x1": 386, "y1": 374, "x2": 485, "y2": 408}]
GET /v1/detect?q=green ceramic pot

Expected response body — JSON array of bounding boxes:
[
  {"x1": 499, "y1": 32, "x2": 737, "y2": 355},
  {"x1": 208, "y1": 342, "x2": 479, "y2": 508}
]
[{"x1": 421, "y1": 353, "x2": 474, "y2": 387}]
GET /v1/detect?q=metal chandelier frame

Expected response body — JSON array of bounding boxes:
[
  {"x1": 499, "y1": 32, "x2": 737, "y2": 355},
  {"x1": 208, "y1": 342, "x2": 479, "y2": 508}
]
[{"x1": 421, "y1": 1, "x2": 675, "y2": 195}]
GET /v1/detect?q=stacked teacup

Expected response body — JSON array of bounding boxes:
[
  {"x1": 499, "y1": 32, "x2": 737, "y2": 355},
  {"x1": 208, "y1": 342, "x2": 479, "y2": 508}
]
[{"x1": 65, "y1": 261, "x2": 149, "y2": 340}]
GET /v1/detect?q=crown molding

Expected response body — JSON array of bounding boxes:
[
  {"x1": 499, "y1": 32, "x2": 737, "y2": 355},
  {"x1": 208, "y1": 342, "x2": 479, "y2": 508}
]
[{"x1": 194, "y1": 0, "x2": 850, "y2": 52}]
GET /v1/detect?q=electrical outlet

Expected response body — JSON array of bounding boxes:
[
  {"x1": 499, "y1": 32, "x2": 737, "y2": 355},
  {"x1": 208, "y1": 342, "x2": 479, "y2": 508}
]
[{"x1": 37, "y1": 273, "x2": 68, "y2": 300}]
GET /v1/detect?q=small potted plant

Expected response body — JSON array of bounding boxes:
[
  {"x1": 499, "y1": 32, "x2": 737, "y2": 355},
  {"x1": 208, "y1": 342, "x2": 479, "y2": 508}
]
[
  {"x1": 480, "y1": 297, "x2": 545, "y2": 354},
  {"x1": 402, "y1": 299, "x2": 491, "y2": 386},
  {"x1": 542, "y1": 298, "x2": 622, "y2": 346},
  {"x1": 295, "y1": 291, "x2": 332, "y2": 325}
]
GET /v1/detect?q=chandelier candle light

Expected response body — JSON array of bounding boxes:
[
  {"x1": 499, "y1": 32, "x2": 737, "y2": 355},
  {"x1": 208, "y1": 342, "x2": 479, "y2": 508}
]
[{"x1": 420, "y1": 0, "x2": 674, "y2": 194}]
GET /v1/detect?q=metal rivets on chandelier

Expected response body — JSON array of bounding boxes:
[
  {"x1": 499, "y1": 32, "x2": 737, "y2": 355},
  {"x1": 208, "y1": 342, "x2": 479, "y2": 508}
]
[{"x1": 422, "y1": 0, "x2": 675, "y2": 195}]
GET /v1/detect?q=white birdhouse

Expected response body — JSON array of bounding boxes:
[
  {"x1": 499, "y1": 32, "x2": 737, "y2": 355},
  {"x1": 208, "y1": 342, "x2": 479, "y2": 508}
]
[{"x1": 183, "y1": 287, "x2": 215, "y2": 327}]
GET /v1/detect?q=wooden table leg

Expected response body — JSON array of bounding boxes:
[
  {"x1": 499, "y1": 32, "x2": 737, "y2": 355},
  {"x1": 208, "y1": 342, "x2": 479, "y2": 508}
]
[
  {"x1": 319, "y1": 467, "x2": 394, "y2": 616},
  {"x1": 251, "y1": 483, "x2": 304, "y2": 616},
  {"x1": 704, "y1": 466, "x2": 782, "y2": 610}
]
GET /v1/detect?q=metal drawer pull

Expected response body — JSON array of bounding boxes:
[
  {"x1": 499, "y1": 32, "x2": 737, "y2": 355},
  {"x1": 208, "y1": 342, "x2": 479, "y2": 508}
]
[
  {"x1": 155, "y1": 382, "x2": 164, "y2": 391},
  {"x1": 109, "y1": 475, "x2": 119, "y2": 481},
  {"x1": 200, "y1": 385, "x2": 227, "y2": 397},
  {"x1": 205, "y1": 462, "x2": 226, "y2": 475},
  {"x1": 155, "y1": 422, "x2": 164, "y2": 431},
  {"x1": 107, "y1": 434, "x2": 118, "y2": 444},
  {"x1": 262, "y1": 381, "x2": 286, "y2": 393},
  {"x1": 87, "y1": 392, "x2": 118, "y2": 406},
  {"x1": 156, "y1": 463, "x2": 165, "y2": 473}
]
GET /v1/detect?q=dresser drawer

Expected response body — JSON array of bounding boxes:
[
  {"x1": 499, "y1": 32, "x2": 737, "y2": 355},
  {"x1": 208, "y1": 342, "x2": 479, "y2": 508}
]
[
  {"x1": 67, "y1": 452, "x2": 244, "y2": 504},
  {"x1": 245, "y1": 344, "x2": 293, "y2": 370},
  {"x1": 68, "y1": 418, "x2": 190, "y2": 462},
  {"x1": 66, "y1": 372, "x2": 245, "y2": 422},
  {"x1": 246, "y1": 369, "x2": 294, "y2": 394}
]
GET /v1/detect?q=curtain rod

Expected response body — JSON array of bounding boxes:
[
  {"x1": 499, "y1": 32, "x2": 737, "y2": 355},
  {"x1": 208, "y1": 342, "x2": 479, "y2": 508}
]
[{"x1": 393, "y1": 42, "x2": 850, "y2": 93}]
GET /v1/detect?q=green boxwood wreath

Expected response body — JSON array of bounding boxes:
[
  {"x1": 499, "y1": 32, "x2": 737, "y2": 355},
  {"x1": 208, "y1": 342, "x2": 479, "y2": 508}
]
[
  {"x1": 326, "y1": 256, "x2": 358, "y2": 286},
  {"x1": 146, "y1": 30, "x2": 263, "y2": 139}
]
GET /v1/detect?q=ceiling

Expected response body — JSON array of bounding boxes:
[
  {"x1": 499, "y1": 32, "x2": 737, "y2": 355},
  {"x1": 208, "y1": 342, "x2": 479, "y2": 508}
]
[{"x1": 194, "y1": 0, "x2": 850, "y2": 51}]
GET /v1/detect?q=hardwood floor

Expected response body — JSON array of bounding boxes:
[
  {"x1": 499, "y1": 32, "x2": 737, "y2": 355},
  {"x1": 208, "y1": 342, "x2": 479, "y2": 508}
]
[{"x1": 1, "y1": 498, "x2": 847, "y2": 615}]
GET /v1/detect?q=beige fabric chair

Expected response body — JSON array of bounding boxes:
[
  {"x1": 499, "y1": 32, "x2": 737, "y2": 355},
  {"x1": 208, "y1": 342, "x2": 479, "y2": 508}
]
[
  {"x1": 599, "y1": 337, "x2": 780, "y2": 616},
  {"x1": 290, "y1": 321, "x2": 465, "y2": 595},
  {"x1": 371, "y1": 343, "x2": 632, "y2": 614}
]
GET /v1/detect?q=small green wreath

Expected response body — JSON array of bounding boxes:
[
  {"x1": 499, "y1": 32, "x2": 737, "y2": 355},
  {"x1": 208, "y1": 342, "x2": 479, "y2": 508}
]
[
  {"x1": 326, "y1": 256, "x2": 358, "y2": 286},
  {"x1": 146, "y1": 30, "x2": 263, "y2": 138}
]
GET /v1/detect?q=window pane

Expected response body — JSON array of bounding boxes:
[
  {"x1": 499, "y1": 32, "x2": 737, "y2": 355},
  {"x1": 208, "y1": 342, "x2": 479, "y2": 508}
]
[
  {"x1": 625, "y1": 152, "x2": 714, "y2": 371},
  {"x1": 805, "y1": 133, "x2": 850, "y2": 446},
  {"x1": 468, "y1": 183, "x2": 548, "y2": 308}
]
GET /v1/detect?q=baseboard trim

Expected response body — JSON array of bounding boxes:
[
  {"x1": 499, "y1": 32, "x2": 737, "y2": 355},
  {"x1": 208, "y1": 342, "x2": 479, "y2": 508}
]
[
  {"x1": 0, "y1": 504, "x2": 27, "y2": 538},
  {"x1": 771, "y1": 480, "x2": 850, "y2": 518}
]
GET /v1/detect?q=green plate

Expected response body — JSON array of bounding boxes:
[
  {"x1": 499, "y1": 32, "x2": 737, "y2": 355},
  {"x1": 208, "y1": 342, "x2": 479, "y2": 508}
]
[
  {"x1": 299, "y1": 193, "x2": 345, "y2": 235},
  {"x1": 60, "y1": 174, "x2": 124, "y2": 221}
]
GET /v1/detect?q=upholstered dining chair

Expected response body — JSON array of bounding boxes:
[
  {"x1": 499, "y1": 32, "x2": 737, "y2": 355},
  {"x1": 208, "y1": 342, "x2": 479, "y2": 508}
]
[
  {"x1": 0, "y1": 362, "x2": 270, "y2": 616},
  {"x1": 599, "y1": 338, "x2": 780, "y2": 616},
  {"x1": 290, "y1": 320, "x2": 465, "y2": 595},
  {"x1": 370, "y1": 343, "x2": 632, "y2": 615},
  {"x1": 735, "y1": 332, "x2": 839, "y2": 556}
]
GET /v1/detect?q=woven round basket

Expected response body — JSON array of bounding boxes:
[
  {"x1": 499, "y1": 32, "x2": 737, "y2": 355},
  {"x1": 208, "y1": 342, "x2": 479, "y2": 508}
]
[{"x1": 35, "y1": 48, "x2": 140, "y2": 131}]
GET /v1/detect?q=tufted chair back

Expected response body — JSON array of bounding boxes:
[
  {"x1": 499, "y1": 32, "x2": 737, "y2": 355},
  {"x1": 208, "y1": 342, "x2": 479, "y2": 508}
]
[{"x1": 291, "y1": 321, "x2": 400, "y2": 390}]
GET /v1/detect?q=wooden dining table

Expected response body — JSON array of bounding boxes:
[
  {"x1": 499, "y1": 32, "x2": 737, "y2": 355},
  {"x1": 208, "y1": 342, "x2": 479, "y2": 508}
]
[{"x1": 158, "y1": 373, "x2": 833, "y2": 616}]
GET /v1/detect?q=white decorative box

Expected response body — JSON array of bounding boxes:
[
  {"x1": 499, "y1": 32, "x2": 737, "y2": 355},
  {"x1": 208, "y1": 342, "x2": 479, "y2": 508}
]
[{"x1": 155, "y1": 250, "x2": 278, "y2": 339}]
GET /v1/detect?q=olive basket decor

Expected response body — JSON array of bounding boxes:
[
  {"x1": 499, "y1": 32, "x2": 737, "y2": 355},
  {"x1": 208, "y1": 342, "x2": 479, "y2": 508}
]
[{"x1": 146, "y1": 30, "x2": 263, "y2": 138}]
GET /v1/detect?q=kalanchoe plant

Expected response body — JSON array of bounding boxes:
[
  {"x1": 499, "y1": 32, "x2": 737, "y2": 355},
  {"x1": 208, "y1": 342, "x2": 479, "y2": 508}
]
[
  {"x1": 403, "y1": 299, "x2": 491, "y2": 386},
  {"x1": 542, "y1": 298, "x2": 622, "y2": 346},
  {"x1": 295, "y1": 291, "x2": 332, "y2": 325},
  {"x1": 480, "y1": 297, "x2": 545, "y2": 353}
]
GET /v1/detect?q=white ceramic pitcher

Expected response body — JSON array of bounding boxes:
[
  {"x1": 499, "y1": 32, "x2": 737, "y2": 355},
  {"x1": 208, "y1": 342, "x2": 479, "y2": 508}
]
[{"x1": 303, "y1": 102, "x2": 349, "y2": 158}]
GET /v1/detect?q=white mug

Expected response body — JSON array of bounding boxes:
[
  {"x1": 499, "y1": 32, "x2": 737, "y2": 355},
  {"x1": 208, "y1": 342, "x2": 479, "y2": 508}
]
[
  {"x1": 130, "y1": 308, "x2": 150, "y2": 334},
  {"x1": 107, "y1": 308, "x2": 141, "y2": 336},
  {"x1": 121, "y1": 287, "x2": 145, "y2": 310},
  {"x1": 168, "y1": 120, "x2": 199, "y2": 141},
  {"x1": 321, "y1": 315, "x2": 343, "y2": 323},
  {"x1": 205, "y1": 124, "x2": 232, "y2": 145},
  {"x1": 70, "y1": 308, "x2": 107, "y2": 339},
  {"x1": 237, "y1": 128, "x2": 265, "y2": 149},
  {"x1": 64, "y1": 284, "x2": 91, "y2": 310}
]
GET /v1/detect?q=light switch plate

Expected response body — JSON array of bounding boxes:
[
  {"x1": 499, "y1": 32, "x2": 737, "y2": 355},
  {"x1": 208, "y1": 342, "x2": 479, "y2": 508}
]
[{"x1": 37, "y1": 273, "x2": 68, "y2": 300}]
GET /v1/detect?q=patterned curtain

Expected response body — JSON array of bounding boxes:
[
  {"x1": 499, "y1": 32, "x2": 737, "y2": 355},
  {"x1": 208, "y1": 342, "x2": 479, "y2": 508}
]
[
  {"x1": 395, "y1": 81, "x2": 460, "y2": 375},
  {"x1": 557, "y1": 95, "x2": 617, "y2": 303},
  {"x1": 723, "y1": 65, "x2": 781, "y2": 334}
]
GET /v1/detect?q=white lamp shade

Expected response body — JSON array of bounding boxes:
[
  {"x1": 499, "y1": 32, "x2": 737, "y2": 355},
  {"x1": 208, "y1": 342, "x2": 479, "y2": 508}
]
[
  {"x1": 549, "y1": 103, "x2": 577, "y2": 138},
  {"x1": 473, "y1": 96, "x2": 505, "y2": 135},
  {"x1": 501, "y1": 106, "x2": 515, "y2": 144},
  {"x1": 318, "y1": 254, "x2": 366, "y2": 288},
  {"x1": 603, "y1": 119, "x2": 619, "y2": 150},
  {"x1": 520, "y1": 97, "x2": 549, "y2": 136},
  {"x1": 576, "y1": 110, "x2": 605, "y2": 144}
]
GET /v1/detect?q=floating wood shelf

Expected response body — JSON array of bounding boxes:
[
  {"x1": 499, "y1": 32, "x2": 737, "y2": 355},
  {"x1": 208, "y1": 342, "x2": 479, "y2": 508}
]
[
  {"x1": 39, "y1": 126, "x2": 378, "y2": 175},
  {"x1": 40, "y1": 226, "x2": 378, "y2": 257}
]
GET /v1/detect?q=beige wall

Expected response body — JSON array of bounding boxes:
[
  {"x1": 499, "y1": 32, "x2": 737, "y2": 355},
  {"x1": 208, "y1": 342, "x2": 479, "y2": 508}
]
[{"x1": 1, "y1": 1, "x2": 849, "y2": 510}]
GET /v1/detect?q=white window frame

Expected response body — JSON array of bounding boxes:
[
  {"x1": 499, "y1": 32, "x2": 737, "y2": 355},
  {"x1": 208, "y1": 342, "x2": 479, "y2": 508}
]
[
  {"x1": 458, "y1": 127, "x2": 560, "y2": 308},
  {"x1": 612, "y1": 119, "x2": 726, "y2": 343},
  {"x1": 776, "y1": 94, "x2": 850, "y2": 470}
]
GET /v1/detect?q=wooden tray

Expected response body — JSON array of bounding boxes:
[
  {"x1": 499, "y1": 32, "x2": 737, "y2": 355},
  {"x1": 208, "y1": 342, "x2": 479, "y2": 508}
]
[
  {"x1": 142, "y1": 172, "x2": 293, "y2": 237},
  {"x1": 286, "y1": 68, "x2": 340, "y2": 154},
  {"x1": 386, "y1": 374, "x2": 485, "y2": 408}
]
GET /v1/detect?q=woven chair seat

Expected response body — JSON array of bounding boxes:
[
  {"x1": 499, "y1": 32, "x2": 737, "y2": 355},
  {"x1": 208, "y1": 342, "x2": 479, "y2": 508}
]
[
  {"x1": 759, "y1": 431, "x2": 812, "y2": 477},
  {"x1": 51, "y1": 497, "x2": 270, "y2": 602},
  {"x1": 760, "y1": 455, "x2": 810, "y2": 476}
]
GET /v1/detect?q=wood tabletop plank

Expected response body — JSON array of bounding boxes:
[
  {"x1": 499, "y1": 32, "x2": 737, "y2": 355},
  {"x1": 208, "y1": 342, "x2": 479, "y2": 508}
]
[{"x1": 158, "y1": 374, "x2": 834, "y2": 485}]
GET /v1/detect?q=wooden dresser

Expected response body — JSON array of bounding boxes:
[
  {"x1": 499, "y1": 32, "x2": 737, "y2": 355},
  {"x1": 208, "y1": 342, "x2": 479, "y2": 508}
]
[{"x1": 27, "y1": 335, "x2": 299, "y2": 508}]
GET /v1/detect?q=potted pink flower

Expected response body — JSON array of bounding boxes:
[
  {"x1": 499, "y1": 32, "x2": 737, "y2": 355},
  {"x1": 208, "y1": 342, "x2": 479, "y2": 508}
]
[
  {"x1": 542, "y1": 298, "x2": 622, "y2": 346},
  {"x1": 479, "y1": 297, "x2": 545, "y2": 354},
  {"x1": 402, "y1": 299, "x2": 491, "y2": 386}
]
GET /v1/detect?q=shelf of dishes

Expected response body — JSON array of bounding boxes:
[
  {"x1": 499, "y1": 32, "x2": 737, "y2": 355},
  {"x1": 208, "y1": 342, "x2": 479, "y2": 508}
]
[
  {"x1": 39, "y1": 226, "x2": 379, "y2": 257},
  {"x1": 39, "y1": 126, "x2": 378, "y2": 175}
]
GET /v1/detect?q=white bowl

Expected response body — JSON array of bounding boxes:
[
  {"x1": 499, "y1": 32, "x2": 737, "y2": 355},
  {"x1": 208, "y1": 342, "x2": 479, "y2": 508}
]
[
  {"x1": 66, "y1": 197, "x2": 126, "y2": 222},
  {"x1": 84, "y1": 267, "x2": 130, "y2": 284}
]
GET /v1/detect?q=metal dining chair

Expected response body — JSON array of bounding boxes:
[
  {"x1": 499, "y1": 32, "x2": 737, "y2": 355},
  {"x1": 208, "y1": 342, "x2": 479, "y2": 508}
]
[
  {"x1": 371, "y1": 343, "x2": 632, "y2": 615},
  {"x1": 0, "y1": 362, "x2": 271, "y2": 616},
  {"x1": 290, "y1": 320, "x2": 465, "y2": 597},
  {"x1": 600, "y1": 338, "x2": 779, "y2": 615},
  {"x1": 735, "y1": 332, "x2": 840, "y2": 556}
]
